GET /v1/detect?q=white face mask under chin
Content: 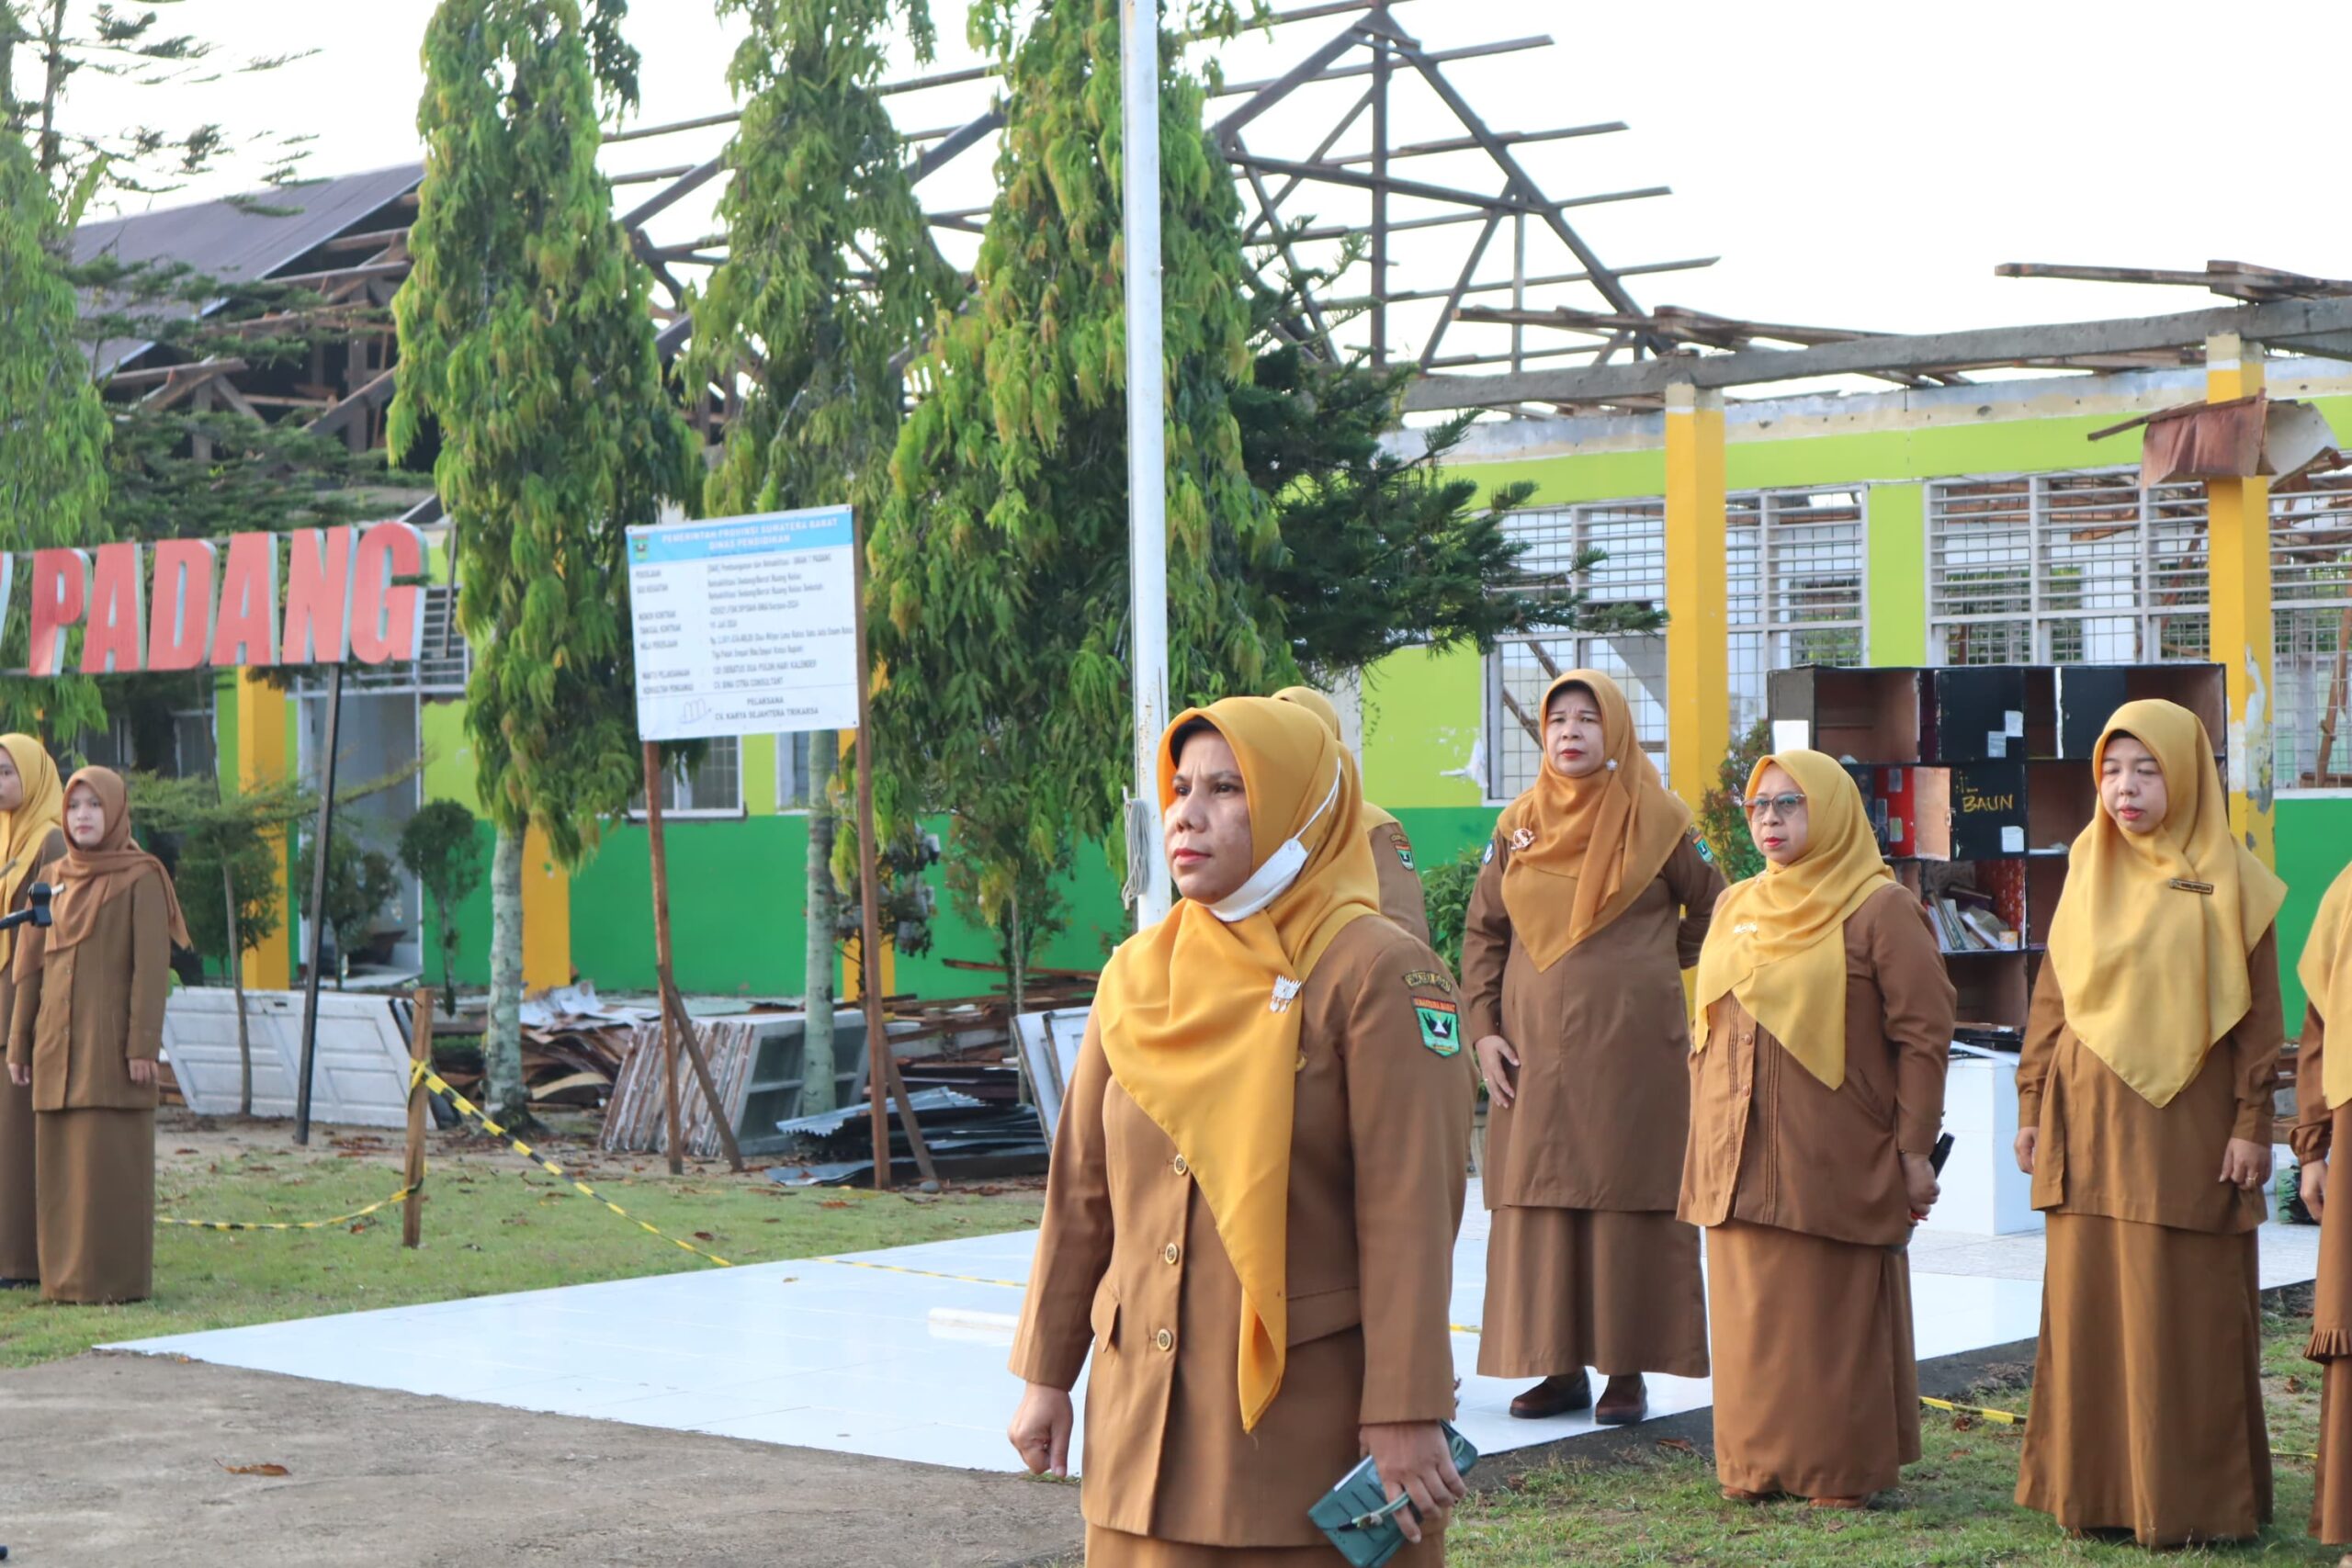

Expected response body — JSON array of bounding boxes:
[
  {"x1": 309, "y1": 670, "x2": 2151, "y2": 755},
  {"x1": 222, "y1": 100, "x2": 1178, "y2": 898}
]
[{"x1": 1209, "y1": 761, "x2": 1343, "y2": 923}]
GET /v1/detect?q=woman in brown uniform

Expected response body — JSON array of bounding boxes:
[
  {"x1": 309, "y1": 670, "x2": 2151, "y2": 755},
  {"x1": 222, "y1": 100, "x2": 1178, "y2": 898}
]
[
  {"x1": 0, "y1": 734, "x2": 68, "y2": 1287},
  {"x1": 6, "y1": 767, "x2": 187, "y2": 1305},
  {"x1": 1684, "y1": 749, "x2": 1953, "y2": 1507},
  {"x1": 2013, "y1": 700, "x2": 2286, "y2": 1546},
  {"x1": 2294, "y1": 859, "x2": 2352, "y2": 1558},
  {"x1": 1462, "y1": 670, "x2": 1720, "y2": 1424},
  {"x1": 1274, "y1": 686, "x2": 1430, "y2": 944},
  {"x1": 1008, "y1": 696, "x2": 1475, "y2": 1564}
]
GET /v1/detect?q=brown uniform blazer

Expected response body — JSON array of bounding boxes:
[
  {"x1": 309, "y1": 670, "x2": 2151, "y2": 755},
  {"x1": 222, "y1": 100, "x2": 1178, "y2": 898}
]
[
  {"x1": 1679, "y1": 881, "x2": 1954, "y2": 1249},
  {"x1": 1462, "y1": 833, "x2": 1722, "y2": 1213},
  {"x1": 1367, "y1": 819, "x2": 1430, "y2": 947},
  {"x1": 2294, "y1": 1001, "x2": 2333, "y2": 1165},
  {"x1": 0, "y1": 828, "x2": 68, "y2": 1049},
  {"x1": 1011, "y1": 914, "x2": 1474, "y2": 1548},
  {"x1": 7, "y1": 864, "x2": 172, "y2": 1113},
  {"x1": 2017, "y1": 929, "x2": 2281, "y2": 1235}
]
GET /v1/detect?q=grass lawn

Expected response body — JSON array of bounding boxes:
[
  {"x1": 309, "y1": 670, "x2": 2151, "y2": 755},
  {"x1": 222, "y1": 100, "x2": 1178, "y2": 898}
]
[
  {"x1": 0, "y1": 1113, "x2": 1045, "y2": 1368},
  {"x1": 1446, "y1": 1287, "x2": 2335, "y2": 1566}
]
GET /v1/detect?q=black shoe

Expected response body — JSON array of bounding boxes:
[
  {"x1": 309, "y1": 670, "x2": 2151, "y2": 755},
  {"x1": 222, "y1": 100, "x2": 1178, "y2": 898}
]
[{"x1": 1509, "y1": 1371, "x2": 1593, "y2": 1419}]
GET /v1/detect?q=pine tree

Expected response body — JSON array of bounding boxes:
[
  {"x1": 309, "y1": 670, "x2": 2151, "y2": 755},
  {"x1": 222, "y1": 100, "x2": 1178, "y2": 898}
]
[
  {"x1": 1237, "y1": 343, "x2": 1668, "y2": 684},
  {"x1": 870, "y1": 0, "x2": 1283, "y2": 1003},
  {"x1": 390, "y1": 0, "x2": 699, "y2": 1122},
  {"x1": 0, "y1": 128, "x2": 108, "y2": 744},
  {"x1": 685, "y1": 0, "x2": 950, "y2": 1117}
]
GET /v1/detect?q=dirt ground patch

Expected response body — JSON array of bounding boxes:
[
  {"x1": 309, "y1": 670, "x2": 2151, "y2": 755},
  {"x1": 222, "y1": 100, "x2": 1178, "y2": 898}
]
[{"x1": 0, "y1": 1351, "x2": 1083, "y2": 1568}]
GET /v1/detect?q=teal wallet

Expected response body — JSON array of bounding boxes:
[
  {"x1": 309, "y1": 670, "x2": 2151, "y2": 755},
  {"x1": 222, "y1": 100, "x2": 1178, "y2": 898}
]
[{"x1": 1307, "y1": 1423, "x2": 1479, "y2": 1568}]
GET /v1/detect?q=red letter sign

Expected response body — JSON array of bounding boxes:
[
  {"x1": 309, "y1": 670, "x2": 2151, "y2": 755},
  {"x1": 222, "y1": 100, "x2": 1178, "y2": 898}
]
[
  {"x1": 28, "y1": 550, "x2": 89, "y2": 677},
  {"x1": 350, "y1": 521, "x2": 425, "y2": 665},
  {"x1": 210, "y1": 531, "x2": 280, "y2": 668},
  {"x1": 80, "y1": 542, "x2": 147, "y2": 674},
  {"x1": 282, "y1": 526, "x2": 356, "y2": 664},
  {"x1": 146, "y1": 539, "x2": 219, "y2": 672}
]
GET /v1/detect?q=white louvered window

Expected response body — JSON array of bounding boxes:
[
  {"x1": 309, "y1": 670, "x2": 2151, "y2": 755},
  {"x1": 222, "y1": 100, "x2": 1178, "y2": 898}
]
[
  {"x1": 1486, "y1": 502, "x2": 1669, "y2": 803},
  {"x1": 1728, "y1": 488, "x2": 1866, "y2": 740},
  {"x1": 1928, "y1": 469, "x2": 2209, "y2": 668},
  {"x1": 2273, "y1": 474, "x2": 2352, "y2": 792}
]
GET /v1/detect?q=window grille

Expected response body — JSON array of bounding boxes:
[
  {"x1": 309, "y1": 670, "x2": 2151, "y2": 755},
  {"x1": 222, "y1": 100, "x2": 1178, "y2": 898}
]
[{"x1": 2274, "y1": 473, "x2": 2352, "y2": 789}]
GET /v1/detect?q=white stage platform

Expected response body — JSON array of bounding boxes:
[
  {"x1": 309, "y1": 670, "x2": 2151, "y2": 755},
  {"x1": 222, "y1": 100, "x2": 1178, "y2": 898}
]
[{"x1": 107, "y1": 1182, "x2": 2322, "y2": 1475}]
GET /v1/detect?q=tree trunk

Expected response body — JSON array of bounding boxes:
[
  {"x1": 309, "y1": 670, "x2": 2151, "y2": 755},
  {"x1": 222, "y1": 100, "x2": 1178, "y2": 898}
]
[
  {"x1": 439, "y1": 900, "x2": 460, "y2": 1019},
  {"x1": 483, "y1": 823, "x2": 526, "y2": 1122},
  {"x1": 797, "y1": 729, "x2": 839, "y2": 1118},
  {"x1": 224, "y1": 861, "x2": 252, "y2": 1118},
  {"x1": 34, "y1": 0, "x2": 68, "y2": 175}
]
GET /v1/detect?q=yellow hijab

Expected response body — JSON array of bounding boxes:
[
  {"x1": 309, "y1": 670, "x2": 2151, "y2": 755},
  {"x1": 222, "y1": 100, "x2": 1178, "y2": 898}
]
[
  {"x1": 1498, "y1": 671, "x2": 1692, "y2": 970},
  {"x1": 2298, "y1": 862, "x2": 2352, "y2": 1111},
  {"x1": 1095, "y1": 696, "x2": 1384, "y2": 1433},
  {"x1": 0, "y1": 734, "x2": 63, "y2": 970},
  {"x1": 2049, "y1": 700, "x2": 2286, "y2": 1108},
  {"x1": 1272, "y1": 685, "x2": 1397, "y2": 833},
  {"x1": 1692, "y1": 750, "x2": 1893, "y2": 1089}
]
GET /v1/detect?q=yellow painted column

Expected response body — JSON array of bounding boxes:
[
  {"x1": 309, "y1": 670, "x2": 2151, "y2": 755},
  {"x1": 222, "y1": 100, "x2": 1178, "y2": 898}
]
[
  {"x1": 840, "y1": 937, "x2": 897, "y2": 1001},
  {"x1": 519, "y1": 821, "x2": 571, "y2": 990},
  {"x1": 1664, "y1": 380, "x2": 1730, "y2": 808},
  {"x1": 2204, "y1": 332, "x2": 2276, "y2": 866},
  {"x1": 234, "y1": 669, "x2": 291, "y2": 990}
]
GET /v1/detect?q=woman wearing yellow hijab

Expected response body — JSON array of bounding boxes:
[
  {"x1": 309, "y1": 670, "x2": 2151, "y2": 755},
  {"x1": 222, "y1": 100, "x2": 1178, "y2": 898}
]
[
  {"x1": 1007, "y1": 697, "x2": 1475, "y2": 1565},
  {"x1": 0, "y1": 734, "x2": 67, "y2": 1288},
  {"x1": 2295, "y1": 859, "x2": 2352, "y2": 1555},
  {"x1": 1460, "y1": 671, "x2": 1721, "y2": 1425},
  {"x1": 2014, "y1": 701, "x2": 2288, "y2": 1547},
  {"x1": 1682, "y1": 750, "x2": 1954, "y2": 1507}
]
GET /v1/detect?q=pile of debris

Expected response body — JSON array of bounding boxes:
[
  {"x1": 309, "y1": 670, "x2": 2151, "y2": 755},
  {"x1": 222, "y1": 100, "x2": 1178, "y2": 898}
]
[
  {"x1": 766, "y1": 1088, "x2": 1054, "y2": 1189},
  {"x1": 428, "y1": 984, "x2": 646, "y2": 1112}
]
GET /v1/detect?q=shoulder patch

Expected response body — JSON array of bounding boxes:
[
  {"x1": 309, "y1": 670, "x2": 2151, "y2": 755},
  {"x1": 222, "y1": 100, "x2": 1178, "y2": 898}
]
[
  {"x1": 1481, "y1": 840, "x2": 1496, "y2": 865},
  {"x1": 1412, "y1": 997, "x2": 1461, "y2": 1056},
  {"x1": 1400, "y1": 968, "x2": 1449, "y2": 991},
  {"x1": 1394, "y1": 834, "x2": 1416, "y2": 873},
  {"x1": 1691, "y1": 832, "x2": 1714, "y2": 865}
]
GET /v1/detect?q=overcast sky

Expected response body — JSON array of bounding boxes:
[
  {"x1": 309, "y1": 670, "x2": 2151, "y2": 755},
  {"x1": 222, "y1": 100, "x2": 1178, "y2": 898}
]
[{"x1": 71, "y1": 0, "x2": 2347, "y2": 378}]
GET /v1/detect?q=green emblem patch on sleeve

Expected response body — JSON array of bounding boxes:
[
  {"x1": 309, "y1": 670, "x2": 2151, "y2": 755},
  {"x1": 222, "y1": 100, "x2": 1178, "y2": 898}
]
[
  {"x1": 1395, "y1": 836, "x2": 1416, "y2": 872},
  {"x1": 1413, "y1": 998, "x2": 1461, "y2": 1056}
]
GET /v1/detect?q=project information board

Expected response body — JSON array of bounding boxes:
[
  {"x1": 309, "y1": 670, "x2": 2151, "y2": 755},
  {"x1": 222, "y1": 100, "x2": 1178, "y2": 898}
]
[{"x1": 627, "y1": 505, "x2": 858, "y2": 741}]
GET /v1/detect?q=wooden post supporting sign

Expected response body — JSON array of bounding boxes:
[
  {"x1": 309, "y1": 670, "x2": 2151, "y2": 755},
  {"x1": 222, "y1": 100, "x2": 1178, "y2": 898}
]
[
  {"x1": 640, "y1": 741, "x2": 747, "y2": 1175},
  {"x1": 404, "y1": 985, "x2": 431, "y2": 1249}
]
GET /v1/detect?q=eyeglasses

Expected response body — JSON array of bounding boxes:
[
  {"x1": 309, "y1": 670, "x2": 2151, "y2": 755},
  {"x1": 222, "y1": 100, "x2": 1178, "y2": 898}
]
[{"x1": 1742, "y1": 793, "x2": 1807, "y2": 818}]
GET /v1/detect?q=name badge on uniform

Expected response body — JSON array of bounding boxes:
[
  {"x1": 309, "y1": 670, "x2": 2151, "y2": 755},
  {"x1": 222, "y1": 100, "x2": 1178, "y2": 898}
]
[{"x1": 2169, "y1": 878, "x2": 2215, "y2": 896}]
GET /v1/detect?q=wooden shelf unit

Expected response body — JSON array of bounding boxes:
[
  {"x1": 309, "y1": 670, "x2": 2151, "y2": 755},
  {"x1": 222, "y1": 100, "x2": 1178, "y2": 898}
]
[{"x1": 1766, "y1": 661, "x2": 2227, "y2": 1040}]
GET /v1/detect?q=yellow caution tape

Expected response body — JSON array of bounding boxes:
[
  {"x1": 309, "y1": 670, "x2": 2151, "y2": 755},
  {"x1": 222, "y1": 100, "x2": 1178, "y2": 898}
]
[
  {"x1": 158, "y1": 1184, "x2": 415, "y2": 1233},
  {"x1": 1920, "y1": 1395, "x2": 2024, "y2": 1427},
  {"x1": 1920, "y1": 1395, "x2": 2314, "y2": 1460},
  {"x1": 413, "y1": 1061, "x2": 732, "y2": 1268},
  {"x1": 817, "y1": 1256, "x2": 1026, "y2": 1290}
]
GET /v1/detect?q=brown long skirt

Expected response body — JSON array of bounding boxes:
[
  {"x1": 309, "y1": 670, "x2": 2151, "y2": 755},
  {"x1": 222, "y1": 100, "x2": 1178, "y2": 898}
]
[
  {"x1": 1705, "y1": 1218, "x2": 1918, "y2": 1499},
  {"x1": 2015, "y1": 1212, "x2": 2268, "y2": 1546},
  {"x1": 2316, "y1": 1358, "x2": 2352, "y2": 1545},
  {"x1": 1085, "y1": 1520, "x2": 1442, "y2": 1564},
  {"x1": 34, "y1": 1107, "x2": 153, "y2": 1305},
  {"x1": 0, "y1": 1064, "x2": 37, "y2": 1280},
  {"x1": 1477, "y1": 1205, "x2": 1709, "y2": 1379}
]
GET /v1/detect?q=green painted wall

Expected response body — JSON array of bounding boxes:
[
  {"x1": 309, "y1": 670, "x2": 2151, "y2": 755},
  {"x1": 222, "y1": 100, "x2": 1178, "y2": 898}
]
[
  {"x1": 1866, "y1": 483, "x2": 1928, "y2": 665},
  {"x1": 2278, "y1": 799, "x2": 2352, "y2": 1024},
  {"x1": 1363, "y1": 647, "x2": 1487, "y2": 809}
]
